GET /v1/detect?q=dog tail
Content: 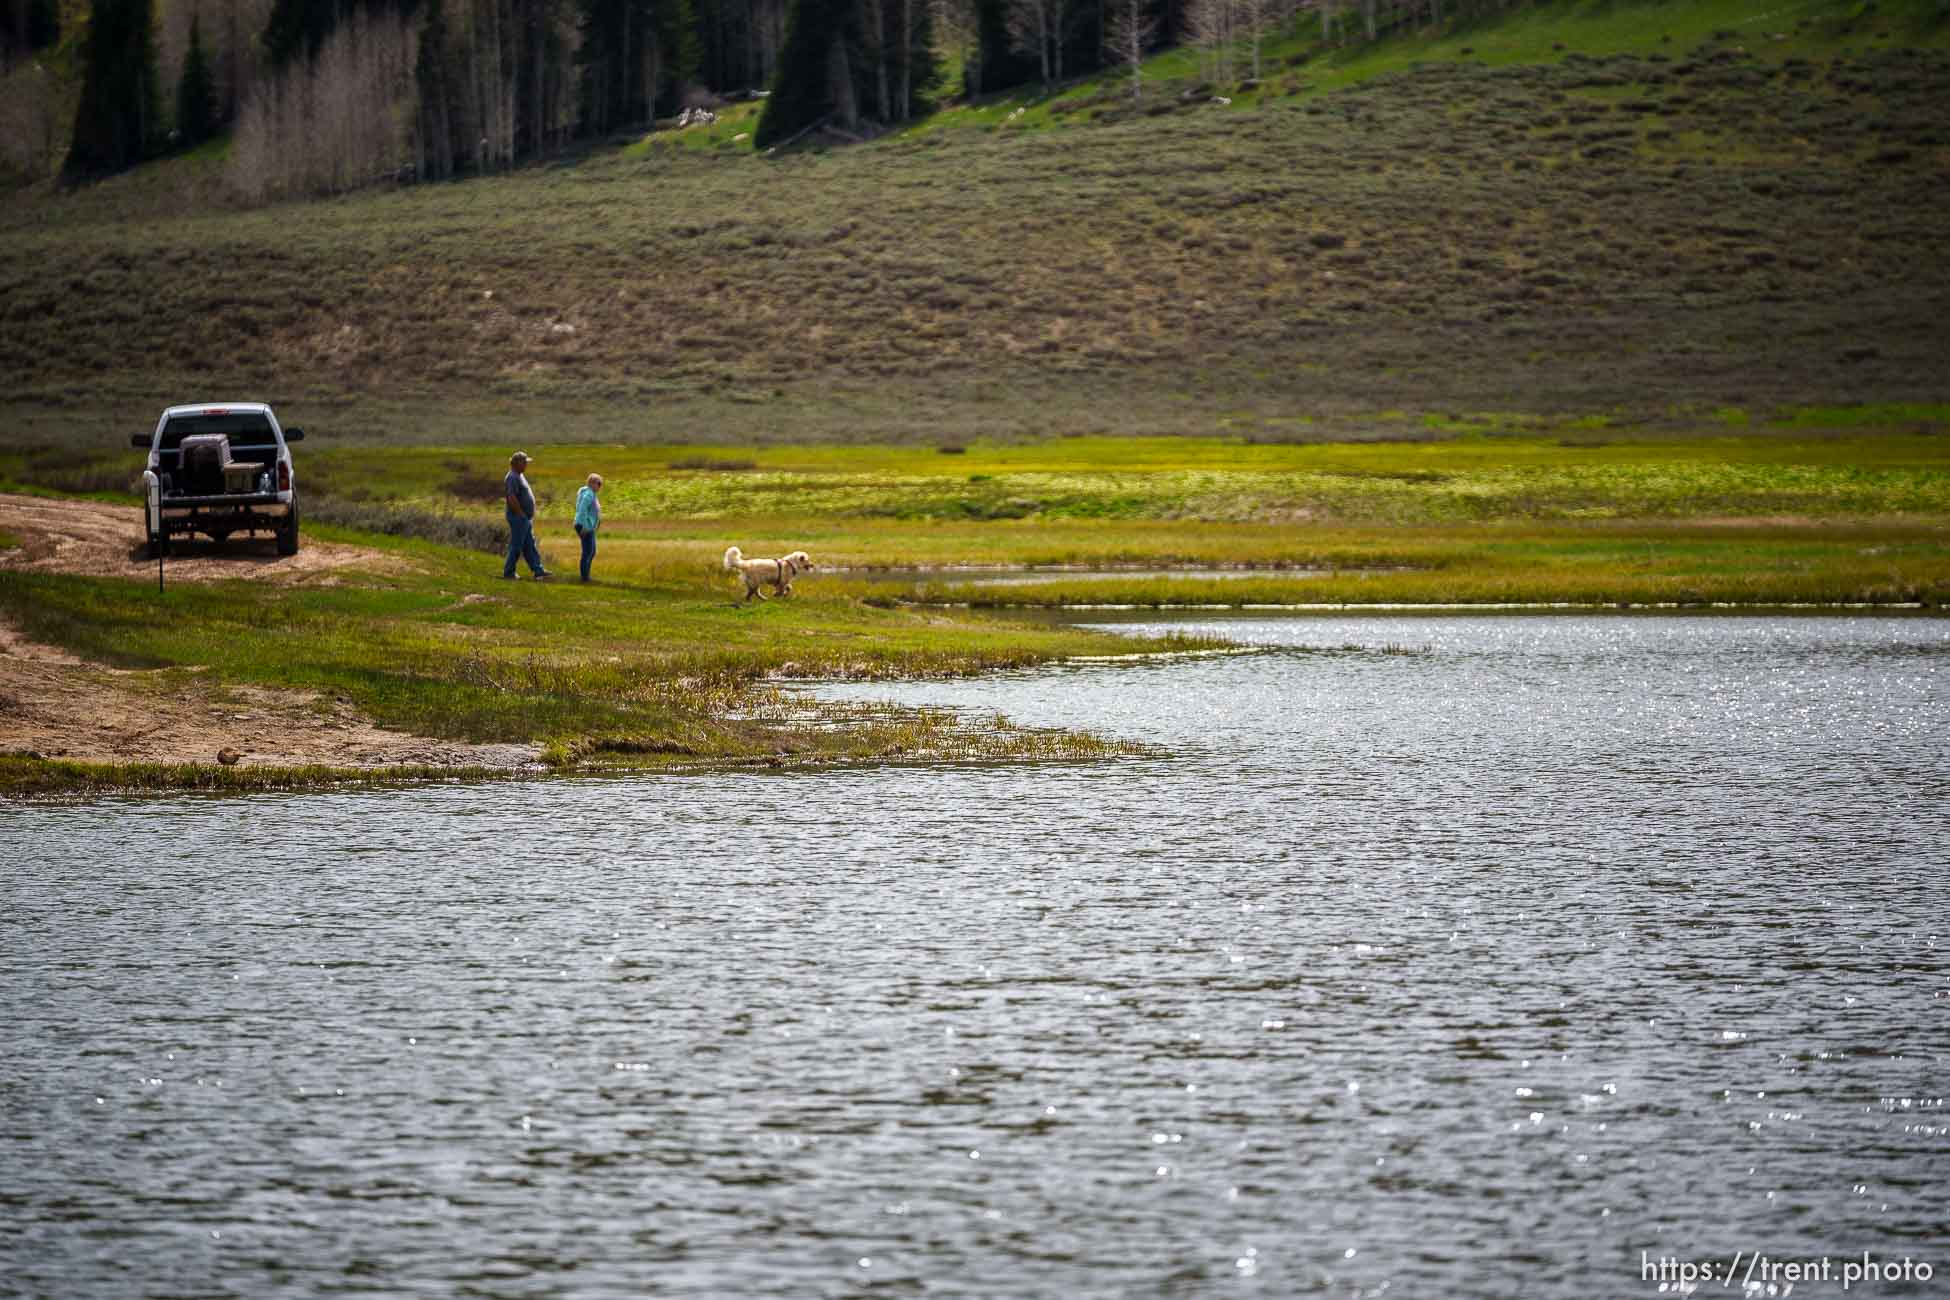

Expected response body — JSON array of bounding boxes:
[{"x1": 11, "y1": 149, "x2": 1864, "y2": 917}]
[{"x1": 722, "y1": 545, "x2": 742, "y2": 572}]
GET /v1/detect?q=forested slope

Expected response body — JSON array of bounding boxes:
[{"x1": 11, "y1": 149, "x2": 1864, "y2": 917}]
[{"x1": 3, "y1": 6, "x2": 1948, "y2": 444}]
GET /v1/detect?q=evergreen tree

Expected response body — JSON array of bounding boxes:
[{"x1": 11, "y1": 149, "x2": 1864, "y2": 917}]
[
  {"x1": 414, "y1": 0, "x2": 456, "y2": 176},
  {"x1": 25, "y1": 0, "x2": 60, "y2": 51},
  {"x1": 65, "y1": 0, "x2": 162, "y2": 177},
  {"x1": 577, "y1": 0, "x2": 661, "y2": 133},
  {"x1": 263, "y1": 0, "x2": 337, "y2": 65},
  {"x1": 754, "y1": 0, "x2": 926, "y2": 145},
  {"x1": 753, "y1": 0, "x2": 855, "y2": 146},
  {"x1": 266, "y1": 0, "x2": 422, "y2": 68},
  {"x1": 176, "y1": 13, "x2": 216, "y2": 146},
  {"x1": 658, "y1": 0, "x2": 703, "y2": 104},
  {"x1": 968, "y1": 0, "x2": 1035, "y2": 96}
]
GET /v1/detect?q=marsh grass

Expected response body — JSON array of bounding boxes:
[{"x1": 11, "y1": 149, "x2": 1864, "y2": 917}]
[
  {"x1": 295, "y1": 432, "x2": 1950, "y2": 609},
  {"x1": 224, "y1": 429, "x2": 1950, "y2": 520},
  {"x1": 0, "y1": 755, "x2": 524, "y2": 794},
  {"x1": 568, "y1": 694, "x2": 1150, "y2": 767}
]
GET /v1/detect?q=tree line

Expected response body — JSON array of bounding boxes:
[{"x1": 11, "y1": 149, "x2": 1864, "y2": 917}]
[{"x1": 16, "y1": 0, "x2": 1524, "y2": 193}]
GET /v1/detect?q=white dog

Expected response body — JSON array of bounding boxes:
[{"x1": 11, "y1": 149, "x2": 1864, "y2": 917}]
[{"x1": 724, "y1": 546, "x2": 813, "y2": 603}]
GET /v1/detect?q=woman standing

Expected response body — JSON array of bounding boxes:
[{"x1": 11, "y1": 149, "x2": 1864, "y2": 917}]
[{"x1": 573, "y1": 473, "x2": 603, "y2": 582}]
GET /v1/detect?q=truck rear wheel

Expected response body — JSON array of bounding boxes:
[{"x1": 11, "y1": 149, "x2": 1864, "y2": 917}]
[{"x1": 276, "y1": 505, "x2": 300, "y2": 556}]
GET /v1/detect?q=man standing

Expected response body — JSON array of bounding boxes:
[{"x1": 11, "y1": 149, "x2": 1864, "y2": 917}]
[
  {"x1": 502, "y1": 451, "x2": 551, "y2": 580},
  {"x1": 573, "y1": 473, "x2": 603, "y2": 583}
]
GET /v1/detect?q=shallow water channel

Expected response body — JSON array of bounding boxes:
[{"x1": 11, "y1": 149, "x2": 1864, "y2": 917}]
[
  {"x1": 3, "y1": 614, "x2": 1946, "y2": 1298},
  {"x1": 831, "y1": 566, "x2": 1336, "y2": 586}
]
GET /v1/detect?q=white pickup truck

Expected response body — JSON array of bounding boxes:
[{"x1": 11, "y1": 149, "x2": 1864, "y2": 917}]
[{"x1": 132, "y1": 402, "x2": 304, "y2": 557}]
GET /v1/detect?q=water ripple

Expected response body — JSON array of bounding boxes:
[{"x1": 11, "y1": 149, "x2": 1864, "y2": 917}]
[{"x1": 2, "y1": 615, "x2": 1945, "y2": 1296}]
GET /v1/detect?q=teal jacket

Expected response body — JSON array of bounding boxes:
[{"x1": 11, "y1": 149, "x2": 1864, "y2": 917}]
[{"x1": 574, "y1": 485, "x2": 601, "y2": 532}]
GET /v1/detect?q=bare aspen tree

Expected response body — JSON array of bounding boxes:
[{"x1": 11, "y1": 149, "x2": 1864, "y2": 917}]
[
  {"x1": 1101, "y1": 0, "x2": 1151, "y2": 105},
  {"x1": 228, "y1": 8, "x2": 416, "y2": 200},
  {"x1": 0, "y1": 54, "x2": 69, "y2": 177},
  {"x1": 468, "y1": 0, "x2": 505, "y2": 170},
  {"x1": 1185, "y1": 0, "x2": 1231, "y2": 85},
  {"x1": 1241, "y1": 0, "x2": 1293, "y2": 79}
]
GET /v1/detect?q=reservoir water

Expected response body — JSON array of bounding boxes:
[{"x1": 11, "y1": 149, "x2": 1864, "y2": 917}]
[{"x1": 2, "y1": 614, "x2": 1945, "y2": 1297}]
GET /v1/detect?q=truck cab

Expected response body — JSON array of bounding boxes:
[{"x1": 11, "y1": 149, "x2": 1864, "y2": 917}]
[{"x1": 133, "y1": 403, "x2": 303, "y2": 556}]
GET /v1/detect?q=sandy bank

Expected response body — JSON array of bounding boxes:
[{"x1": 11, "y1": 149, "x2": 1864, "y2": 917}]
[{"x1": 0, "y1": 494, "x2": 538, "y2": 774}]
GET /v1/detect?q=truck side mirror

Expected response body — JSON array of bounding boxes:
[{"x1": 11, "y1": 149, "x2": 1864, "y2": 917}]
[
  {"x1": 283, "y1": 427, "x2": 305, "y2": 441},
  {"x1": 131, "y1": 432, "x2": 152, "y2": 448}
]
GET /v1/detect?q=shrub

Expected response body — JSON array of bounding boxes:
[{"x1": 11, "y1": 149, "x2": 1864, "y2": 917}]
[
  {"x1": 444, "y1": 463, "x2": 509, "y2": 501},
  {"x1": 308, "y1": 497, "x2": 507, "y2": 552},
  {"x1": 11, "y1": 447, "x2": 137, "y2": 495}
]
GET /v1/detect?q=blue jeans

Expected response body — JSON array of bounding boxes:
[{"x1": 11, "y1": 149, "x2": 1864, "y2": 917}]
[
  {"x1": 577, "y1": 527, "x2": 596, "y2": 581},
  {"x1": 504, "y1": 511, "x2": 545, "y2": 577}
]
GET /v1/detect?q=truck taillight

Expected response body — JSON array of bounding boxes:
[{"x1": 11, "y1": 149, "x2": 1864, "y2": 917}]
[{"x1": 277, "y1": 460, "x2": 290, "y2": 491}]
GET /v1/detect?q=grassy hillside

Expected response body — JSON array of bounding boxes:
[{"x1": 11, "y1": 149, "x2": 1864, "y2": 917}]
[{"x1": 2, "y1": 0, "x2": 1947, "y2": 448}]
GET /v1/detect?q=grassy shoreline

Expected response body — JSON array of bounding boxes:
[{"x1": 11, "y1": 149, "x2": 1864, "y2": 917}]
[
  {"x1": 0, "y1": 517, "x2": 1194, "y2": 795},
  {"x1": 3, "y1": 424, "x2": 1946, "y2": 795}
]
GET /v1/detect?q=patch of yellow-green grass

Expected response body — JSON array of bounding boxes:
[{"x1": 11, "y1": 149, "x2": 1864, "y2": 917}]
[
  {"x1": 328, "y1": 446, "x2": 1950, "y2": 608},
  {"x1": 296, "y1": 432, "x2": 1950, "y2": 531},
  {"x1": 1770, "y1": 402, "x2": 1950, "y2": 430},
  {"x1": 621, "y1": 100, "x2": 764, "y2": 156},
  {"x1": 863, "y1": 525, "x2": 1950, "y2": 608}
]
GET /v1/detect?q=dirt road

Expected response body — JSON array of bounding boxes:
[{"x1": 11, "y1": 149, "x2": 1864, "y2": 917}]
[{"x1": 0, "y1": 491, "x2": 388, "y2": 584}]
